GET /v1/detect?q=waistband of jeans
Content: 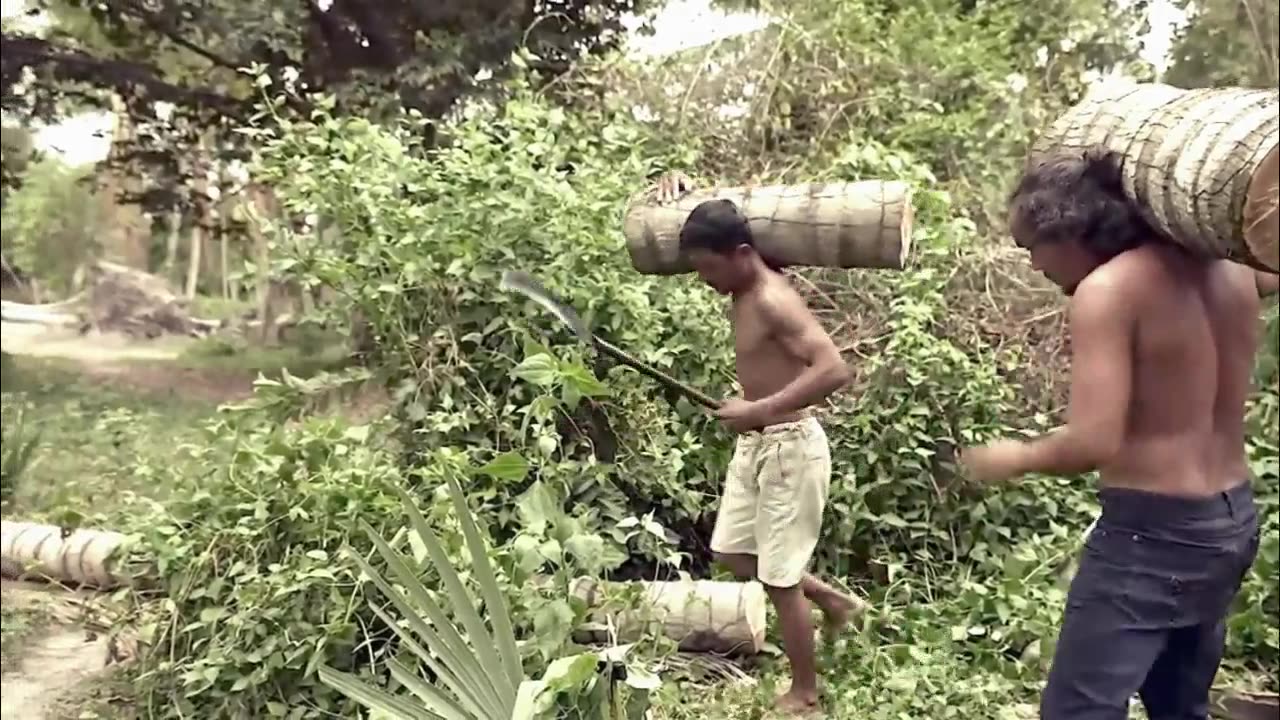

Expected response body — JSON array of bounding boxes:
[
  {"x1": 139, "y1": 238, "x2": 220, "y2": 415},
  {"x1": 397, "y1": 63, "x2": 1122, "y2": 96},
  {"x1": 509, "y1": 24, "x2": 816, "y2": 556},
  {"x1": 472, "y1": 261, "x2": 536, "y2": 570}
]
[{"x1": 1098, "y1": 480, "x2": 1254, "y2": 527}]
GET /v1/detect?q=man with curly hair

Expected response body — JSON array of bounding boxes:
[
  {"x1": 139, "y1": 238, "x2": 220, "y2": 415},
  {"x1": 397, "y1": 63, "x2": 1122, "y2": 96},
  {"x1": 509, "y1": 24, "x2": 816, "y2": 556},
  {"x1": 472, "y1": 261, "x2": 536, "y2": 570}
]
[{"x1": 963, "y1": 148, "x2": 1279, "y2": 720}]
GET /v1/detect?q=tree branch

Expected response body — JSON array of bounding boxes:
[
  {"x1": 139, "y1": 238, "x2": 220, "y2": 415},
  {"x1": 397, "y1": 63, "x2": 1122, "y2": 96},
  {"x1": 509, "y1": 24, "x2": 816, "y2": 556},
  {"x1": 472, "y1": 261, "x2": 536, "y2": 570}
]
[
  {"x1": 111, "y1": 0, "x2": 244, "y2": 72},
  {"x1": 1, "y1": 34, "x2": 245, "y2": 113}
]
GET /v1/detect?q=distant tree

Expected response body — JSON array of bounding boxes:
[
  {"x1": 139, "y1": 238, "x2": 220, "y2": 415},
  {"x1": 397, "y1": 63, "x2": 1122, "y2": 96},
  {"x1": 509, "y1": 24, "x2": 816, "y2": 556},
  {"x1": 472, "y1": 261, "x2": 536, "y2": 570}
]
[
  {"x1": 0, "y1": 156, "x2": 102, "y2": 297},
  {"x1": 0, "y1": 123, "x2": 37, "y2": 198},
  {"x1": 1164, "y1": 0, "x2": 1278, "y2": 88},
  {"x1": 1, "y1": 0, "x2": 660, "y2": 256}
]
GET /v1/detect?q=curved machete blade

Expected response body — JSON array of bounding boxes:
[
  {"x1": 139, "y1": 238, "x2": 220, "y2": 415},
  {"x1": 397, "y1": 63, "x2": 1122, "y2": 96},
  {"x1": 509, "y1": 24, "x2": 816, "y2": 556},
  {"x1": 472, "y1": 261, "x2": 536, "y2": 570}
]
[{"x1": 499, "y1": 270, "x2": 593, "y2": 343}]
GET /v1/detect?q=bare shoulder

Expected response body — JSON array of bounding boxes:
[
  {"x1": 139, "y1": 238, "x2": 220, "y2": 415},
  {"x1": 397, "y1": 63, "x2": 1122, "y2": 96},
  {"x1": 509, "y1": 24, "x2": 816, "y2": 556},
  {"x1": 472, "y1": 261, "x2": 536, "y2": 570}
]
[
  {"x1": 1077, "y1": 251, "x2": 1151, "y2": 299},
  {"x1": 756, "y1": 273, "x2": 816, "y2": 331},
  {"x1": 1210, "y1": 260, "x2": 1278, "y2": 299},
  {"x1": 1070, "y1": 260, "x2": 1143, "y2": 329},
  {"x1": 1206, "y1": 258, "x2": 1260, "y2": 293}
]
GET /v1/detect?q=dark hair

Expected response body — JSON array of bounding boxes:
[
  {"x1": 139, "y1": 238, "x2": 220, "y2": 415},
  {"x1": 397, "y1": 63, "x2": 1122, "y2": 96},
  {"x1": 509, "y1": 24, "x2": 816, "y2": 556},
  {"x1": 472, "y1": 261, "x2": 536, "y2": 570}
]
[
  {"x1": 1008, "y1": 148, "x2": 1158, "y2": 261},
  {"x1": 679, "y1": 198, "x2": 754, "y2": 254}
]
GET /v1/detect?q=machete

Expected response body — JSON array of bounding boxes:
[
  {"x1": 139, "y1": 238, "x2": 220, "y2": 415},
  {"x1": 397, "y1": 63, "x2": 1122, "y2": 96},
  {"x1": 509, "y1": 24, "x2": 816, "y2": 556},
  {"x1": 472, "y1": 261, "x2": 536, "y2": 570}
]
[{"x1": 500, "y1": 270, "x2": 720, "y2": 410}]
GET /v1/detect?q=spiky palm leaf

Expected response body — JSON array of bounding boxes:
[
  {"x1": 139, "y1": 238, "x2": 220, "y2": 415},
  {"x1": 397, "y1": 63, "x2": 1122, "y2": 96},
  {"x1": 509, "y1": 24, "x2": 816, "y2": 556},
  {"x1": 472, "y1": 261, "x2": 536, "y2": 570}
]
[{"x1": 319, "y1": 477, "x2": 524, "y2": 719}]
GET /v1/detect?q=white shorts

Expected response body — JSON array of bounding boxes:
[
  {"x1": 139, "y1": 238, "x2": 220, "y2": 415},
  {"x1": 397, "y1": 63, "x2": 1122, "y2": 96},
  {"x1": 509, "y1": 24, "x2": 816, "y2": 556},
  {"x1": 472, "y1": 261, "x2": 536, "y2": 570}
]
[{"x1": 709, "y1": 417, "x2": 830, "y2": 588}]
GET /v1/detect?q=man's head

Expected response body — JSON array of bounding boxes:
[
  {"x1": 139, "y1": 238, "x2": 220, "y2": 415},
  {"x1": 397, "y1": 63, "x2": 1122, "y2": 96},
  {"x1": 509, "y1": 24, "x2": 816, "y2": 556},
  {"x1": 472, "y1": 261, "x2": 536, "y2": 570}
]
[
  {"x1": 679, "y1": 198, "x2": 762, "y2": 295},
  {"x1": 1008, "y1": 148, "x2": 1156, "y2": 294}
]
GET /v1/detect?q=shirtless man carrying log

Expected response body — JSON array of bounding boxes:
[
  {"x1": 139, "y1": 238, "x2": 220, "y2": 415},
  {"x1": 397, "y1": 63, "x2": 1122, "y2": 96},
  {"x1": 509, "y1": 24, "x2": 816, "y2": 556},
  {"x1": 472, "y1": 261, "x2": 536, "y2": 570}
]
[
  {"x1": 962, "y1": 149, "x2": 1279, "y2": 720},
  {"x1": 656, "y1": 174, "x2": 866, "y2": 715}
]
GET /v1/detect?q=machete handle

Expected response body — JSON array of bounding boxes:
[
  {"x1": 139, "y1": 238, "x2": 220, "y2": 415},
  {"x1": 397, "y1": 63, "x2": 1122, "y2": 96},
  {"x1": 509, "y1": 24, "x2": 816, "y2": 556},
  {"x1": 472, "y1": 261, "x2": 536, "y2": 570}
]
[{"x1": 592, "y1": 337, "x2": 721, "y2": 410}]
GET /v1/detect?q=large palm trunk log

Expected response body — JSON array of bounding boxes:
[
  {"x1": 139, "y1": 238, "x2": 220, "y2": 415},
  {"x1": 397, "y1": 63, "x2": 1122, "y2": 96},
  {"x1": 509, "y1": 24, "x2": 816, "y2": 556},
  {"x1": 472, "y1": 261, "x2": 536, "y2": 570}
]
[
  {"x1": 569, "y1": 577, "x2": 768, "y2": 655},
  {"x1": 0, "y1": 521, "x2": 144, "y2": 589},
  {"x1": 1030, "y1": 83, "x2": 1279, "y2": 273},
  {"x1": 622, "y1": 181, "x2": 915, "y2": 275}
]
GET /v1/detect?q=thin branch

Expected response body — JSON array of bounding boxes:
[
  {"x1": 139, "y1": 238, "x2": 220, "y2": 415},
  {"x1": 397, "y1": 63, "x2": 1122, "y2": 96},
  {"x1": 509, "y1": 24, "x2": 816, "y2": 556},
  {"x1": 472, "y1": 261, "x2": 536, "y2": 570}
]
[
  {"x1": 112, "y1": 0, "x2": 244, "y2": 71},
  {"x1": 1, "y1": 34, "x2": 244, "y2": 113}
]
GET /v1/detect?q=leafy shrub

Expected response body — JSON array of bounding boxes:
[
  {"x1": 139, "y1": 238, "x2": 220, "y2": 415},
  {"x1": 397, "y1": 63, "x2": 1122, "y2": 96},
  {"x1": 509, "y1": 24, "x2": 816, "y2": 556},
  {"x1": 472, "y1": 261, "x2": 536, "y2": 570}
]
[
  {"x1": 122, "y1": 387, "x2": 671, "y2": 717},
  {"x1": 0, "y1": 157, "x2": 103, "y2": 296},
  {"x1": 321, "y1": 475, "x2": 657, "y2": 719},
  {"x1": 124, "y1": 413, "x2": 406, "y2": 717},
  {"x1": 1, "y1": 396, "x2": 41, "y2": 511},
  {"x1": 249, "y1": 84, "x2": 736, "y2": 576}
]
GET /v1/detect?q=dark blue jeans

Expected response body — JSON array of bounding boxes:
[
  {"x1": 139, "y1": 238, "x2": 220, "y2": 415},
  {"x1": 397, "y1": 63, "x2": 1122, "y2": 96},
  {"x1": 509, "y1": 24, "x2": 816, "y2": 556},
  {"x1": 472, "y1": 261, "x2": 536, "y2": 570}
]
[{"x1": 1041, "y1": 482, "x2": 1259, "y2": 720}]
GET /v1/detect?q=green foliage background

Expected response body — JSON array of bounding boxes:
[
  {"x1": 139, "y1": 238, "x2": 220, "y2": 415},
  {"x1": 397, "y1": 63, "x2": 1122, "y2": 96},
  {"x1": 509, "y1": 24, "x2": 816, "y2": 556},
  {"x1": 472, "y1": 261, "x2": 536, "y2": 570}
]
[{"x1": 0, "y1": 0, "x2": 1275, "y2": 717}]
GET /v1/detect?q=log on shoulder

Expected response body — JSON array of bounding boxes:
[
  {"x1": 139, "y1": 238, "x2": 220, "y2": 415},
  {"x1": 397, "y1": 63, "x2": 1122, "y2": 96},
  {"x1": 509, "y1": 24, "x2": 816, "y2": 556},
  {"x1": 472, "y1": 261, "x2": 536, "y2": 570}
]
[
  {"x1": 622, "y1": 180, "x2": 915, "y2": 275},
  {"x1": 1030, "y1": 82, "x2": 1279, "y2": 274}
]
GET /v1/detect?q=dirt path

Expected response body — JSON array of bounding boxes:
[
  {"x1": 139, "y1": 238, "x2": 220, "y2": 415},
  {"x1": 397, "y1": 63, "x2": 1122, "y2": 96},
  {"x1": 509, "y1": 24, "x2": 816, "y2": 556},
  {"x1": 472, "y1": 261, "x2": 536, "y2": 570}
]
[
  {"x1": 0, "y1": 321, "x2": 188, "y2": 363},
  {"x1": 1, "y1": 581, "x2": 114, "y2": 720},
  {"x1": 2, "y1": 320, "x2": 256, "y2": 404},
  {"x1": 0, "y1": 626, "x2": 111, "y2": 720}
]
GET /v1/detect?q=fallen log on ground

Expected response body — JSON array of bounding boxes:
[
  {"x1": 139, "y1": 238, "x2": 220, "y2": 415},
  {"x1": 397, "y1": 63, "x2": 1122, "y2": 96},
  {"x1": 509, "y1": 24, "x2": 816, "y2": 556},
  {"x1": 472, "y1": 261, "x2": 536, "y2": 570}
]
[
  {"x1": 0, "y1": 300, "x2": 81, "y2": 327},
  {"x1": 1, "y1": 518, "x2": 771, "y2": 657},
  {"x1": 1030, "y1": 82, "x2": 1279, "y2": 273},
  {"x1": 622, "y1": 181, "x2": 914, "y2": 275},
  {"x1": 0, "y1": 521, "x2": 145, "y2": 590},
  {"x1": 570, "y1": 576, "x2": 768, "y2": 656}
]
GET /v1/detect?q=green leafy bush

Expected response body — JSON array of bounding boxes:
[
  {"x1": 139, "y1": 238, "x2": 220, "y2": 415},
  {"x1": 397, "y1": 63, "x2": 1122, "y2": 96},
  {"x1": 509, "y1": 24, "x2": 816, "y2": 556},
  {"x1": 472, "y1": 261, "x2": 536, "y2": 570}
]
[
  {"x1": 126, "y1": 419, "x2": 402, "y2": 716},
  {"x1": 249, "y1": 85, "x2": 736, "y2": 575},
  {"x1": 321, "y1": 475, "x2": 656, "y2": 719},
  {"x1": 1, "y1": 396, "x2": 42, "y2": 511}
]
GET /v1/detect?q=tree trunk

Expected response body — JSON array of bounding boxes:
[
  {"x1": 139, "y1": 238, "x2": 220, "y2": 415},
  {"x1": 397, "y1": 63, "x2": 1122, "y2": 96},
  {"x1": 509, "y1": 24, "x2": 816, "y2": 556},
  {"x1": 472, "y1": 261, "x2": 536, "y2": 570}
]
[
  {"x1": 184, "y1": 217, "x2": 203, "y2": 299},
  {"x1": 1030, "y1": 82, "x2": 1279, "y2": 273},
  {"x1": 219, "y1": 226, "x2": 230, "y2": 300},
  {"x1": 248, "y1": 184, "x2": 278, "y2": 344},
  {"x1": 185, "y1": 139, "x2": 210, "y2": 299},
  {"x1": 161, "y1": 209, "x2": 182, "y2": 283},
  {"x1": 622, "y1": 180, "x2": 915, "y2": 275},
  {"x1": 100, "y1": 93, "x2": 151, "y2": 270}
]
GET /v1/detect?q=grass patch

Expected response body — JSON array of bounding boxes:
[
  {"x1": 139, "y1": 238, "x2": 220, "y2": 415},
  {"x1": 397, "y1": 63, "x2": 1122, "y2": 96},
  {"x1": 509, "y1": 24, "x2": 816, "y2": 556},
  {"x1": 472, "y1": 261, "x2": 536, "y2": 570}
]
[
  {"x1": 0, "y1": 602, "x2": 49, "y2": 673},
  {"x1": 1, "y1": 340, "x2": 366, "y2": 523},
  {"x1": 184, "y1": 295, "x2": 255, "y2": 321},
  {"x1": 176, "y1": 334, "x2": 351, "y2": 377},
  {"x1": 1, "y1": 356, "x2": 214, "y2": 521}
]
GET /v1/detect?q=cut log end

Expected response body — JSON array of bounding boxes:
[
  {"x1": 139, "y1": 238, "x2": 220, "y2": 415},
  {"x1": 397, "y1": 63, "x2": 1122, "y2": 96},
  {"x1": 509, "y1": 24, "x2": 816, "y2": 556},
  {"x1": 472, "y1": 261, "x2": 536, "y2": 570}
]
[
  {"x1": 897, "y1": 186, "x2": 916, "y2": 270},
  {"x1": 1244, "y1": 145, "x2": 1279, "y2": 274}
]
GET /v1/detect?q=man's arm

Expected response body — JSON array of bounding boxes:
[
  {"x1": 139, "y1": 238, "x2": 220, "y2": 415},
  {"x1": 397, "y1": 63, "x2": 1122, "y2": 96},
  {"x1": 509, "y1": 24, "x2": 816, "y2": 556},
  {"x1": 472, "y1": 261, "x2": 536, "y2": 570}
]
[
  {"x1": 753, "y1": 288, "x2": 852, "y2": 416},
  {"x1": 1008, "y1": 282, "x2": 1134, "y2": 476}
]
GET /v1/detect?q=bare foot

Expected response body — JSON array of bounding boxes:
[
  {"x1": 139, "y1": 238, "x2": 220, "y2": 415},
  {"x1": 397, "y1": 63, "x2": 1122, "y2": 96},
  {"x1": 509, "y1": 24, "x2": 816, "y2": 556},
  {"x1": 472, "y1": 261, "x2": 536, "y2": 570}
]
[
  {"x1": 817, "y1": 590, "x2": 868, "y2": 636},
  {"x1": 775, "y1": 688, "x2": 821, "y2": 717}
]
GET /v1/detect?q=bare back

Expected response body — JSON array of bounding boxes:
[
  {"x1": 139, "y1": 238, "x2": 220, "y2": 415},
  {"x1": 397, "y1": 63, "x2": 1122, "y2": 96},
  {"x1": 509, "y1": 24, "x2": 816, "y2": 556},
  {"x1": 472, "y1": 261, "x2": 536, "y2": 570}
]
[
  {"x1": 730, "y1": 272, "x2": 814, "y2": 425},
  {"x1": 1091, "y1": 245, "x2": 1261, "y2": 495}
]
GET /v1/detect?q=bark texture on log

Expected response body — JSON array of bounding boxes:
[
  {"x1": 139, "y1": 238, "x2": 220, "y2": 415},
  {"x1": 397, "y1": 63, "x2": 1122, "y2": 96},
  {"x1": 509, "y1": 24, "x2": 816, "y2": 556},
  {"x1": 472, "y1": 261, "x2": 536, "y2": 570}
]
[
  {"x1": 570, "y1": 577, "x2": 768, "y2": 656},
  {"x1": 622, "y1": 181, "x2": 914, "y2": 275},
  {"x1": 0, "y1": 521, "x2": 142, "y2": 589},
  {"x1": 1031, "y1": 83, "x2": 1279, "y2": 273}
]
